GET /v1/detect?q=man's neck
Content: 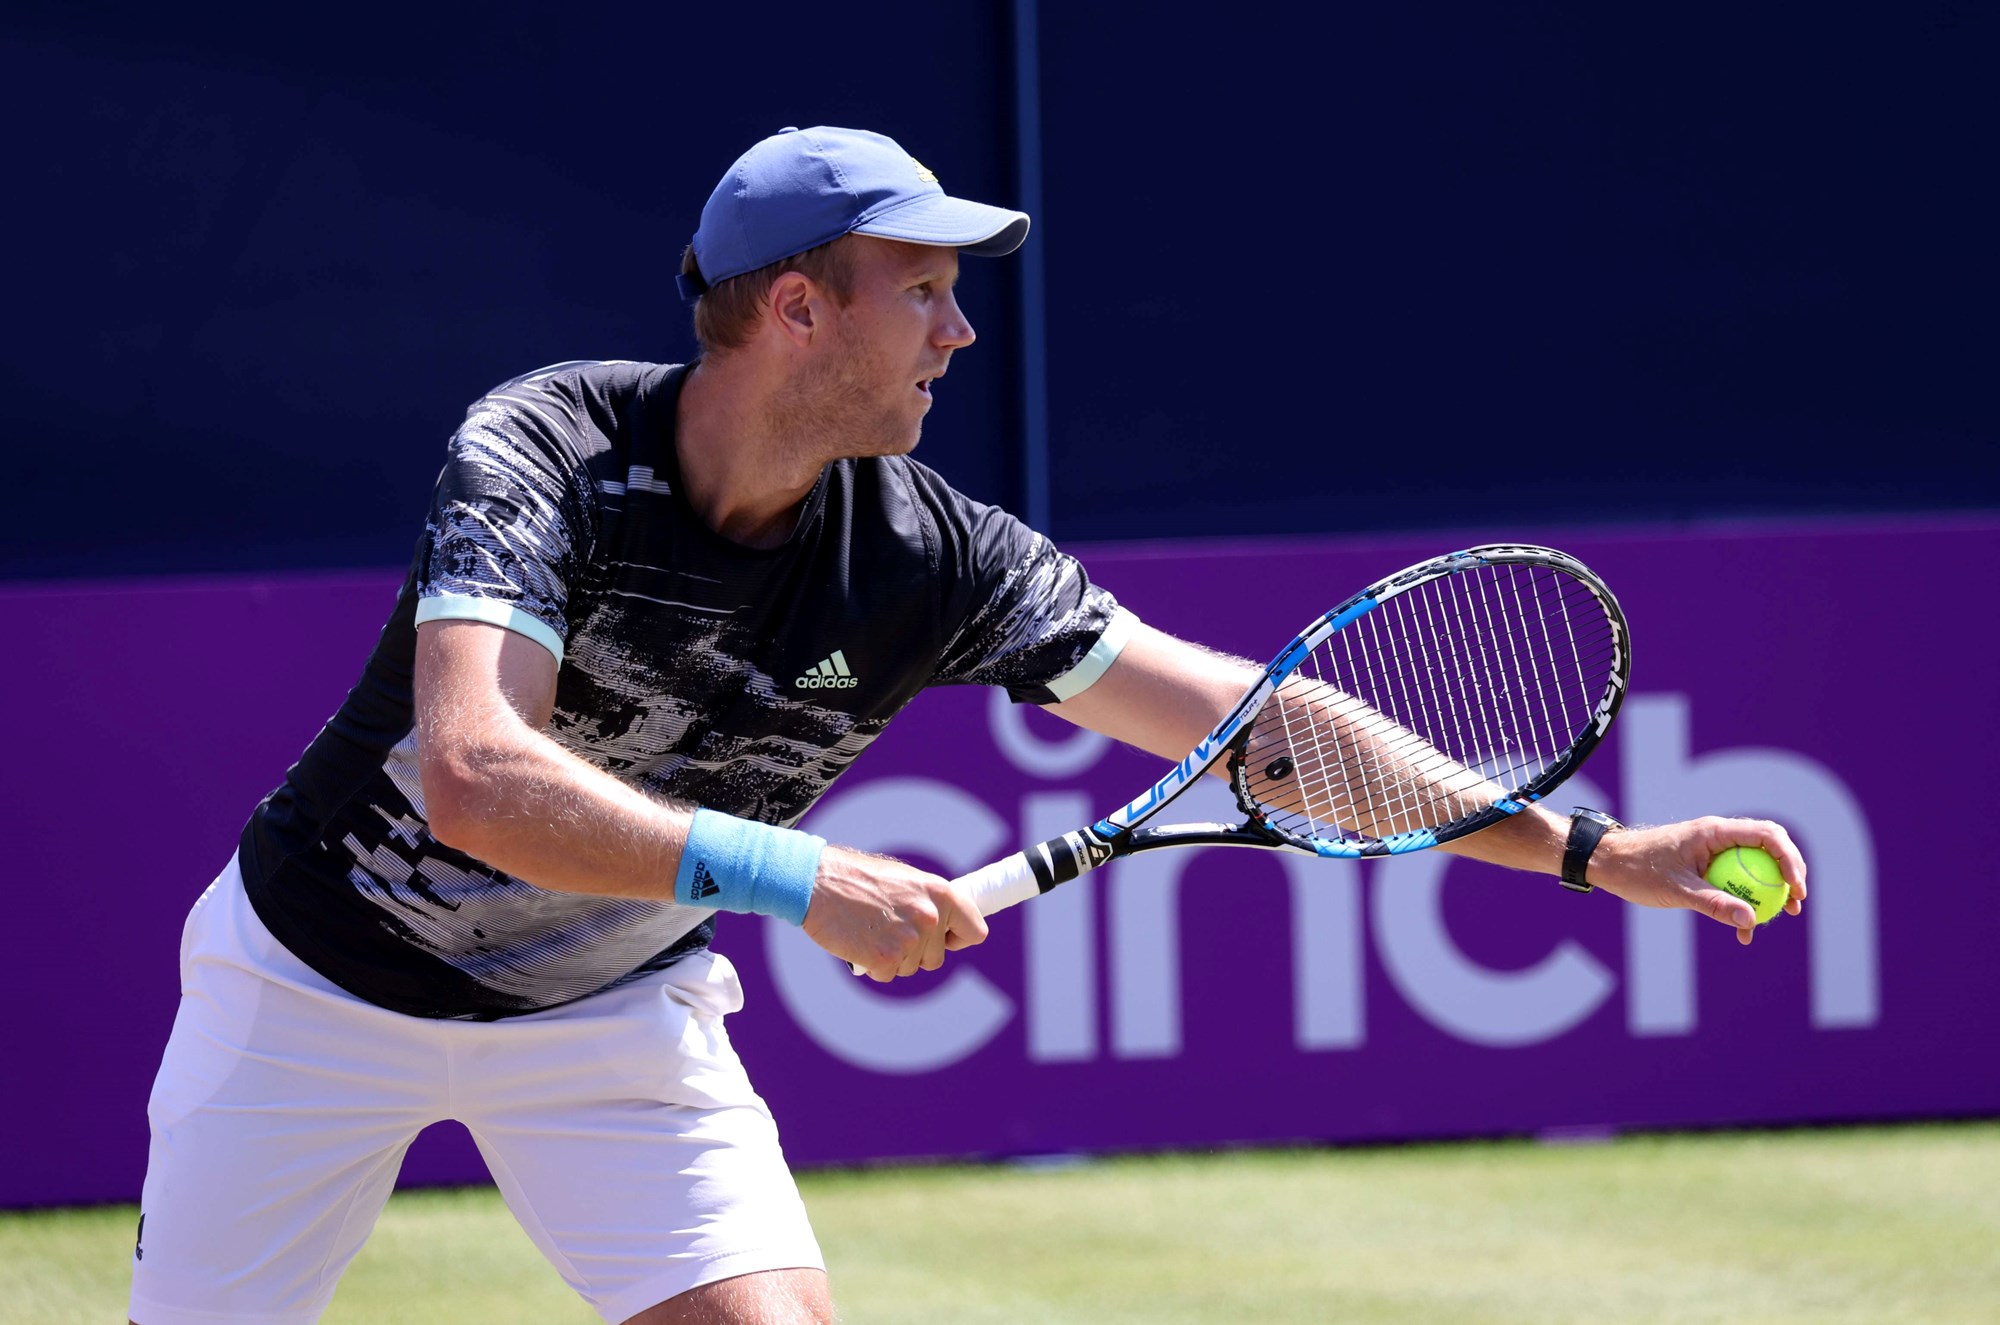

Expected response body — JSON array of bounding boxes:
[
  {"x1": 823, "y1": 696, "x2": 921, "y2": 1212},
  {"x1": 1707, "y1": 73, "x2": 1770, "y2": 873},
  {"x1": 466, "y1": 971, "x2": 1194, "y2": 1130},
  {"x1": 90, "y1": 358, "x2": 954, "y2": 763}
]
[{"x1": 674, "y1": 358, "x2": 826, "y2": 550}]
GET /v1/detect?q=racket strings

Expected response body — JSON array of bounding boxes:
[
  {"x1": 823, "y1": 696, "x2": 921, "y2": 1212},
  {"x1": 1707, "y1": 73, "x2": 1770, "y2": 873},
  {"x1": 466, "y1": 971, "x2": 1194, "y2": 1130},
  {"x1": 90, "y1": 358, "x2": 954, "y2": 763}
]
[{"x1": 1242, "y1": 563, "x2": 1619, "y2": 847}]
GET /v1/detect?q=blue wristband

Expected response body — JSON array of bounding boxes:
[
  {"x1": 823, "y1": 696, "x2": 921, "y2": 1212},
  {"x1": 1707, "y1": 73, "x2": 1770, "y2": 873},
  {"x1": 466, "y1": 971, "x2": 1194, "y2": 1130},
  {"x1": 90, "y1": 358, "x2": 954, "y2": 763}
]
[{"x1": 674, "y1": 808, "x2": 825, "y2": 926}]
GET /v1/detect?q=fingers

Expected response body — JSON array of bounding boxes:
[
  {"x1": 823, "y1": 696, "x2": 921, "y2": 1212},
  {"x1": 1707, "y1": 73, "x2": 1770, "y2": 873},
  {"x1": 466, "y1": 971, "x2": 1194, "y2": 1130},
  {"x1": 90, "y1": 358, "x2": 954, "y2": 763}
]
[
  {"x1": 1702, "y1": 816, "x2": 1808, "y2": 901},
  {"x1": 884, "y1": 884, "x2": 984, "y2": 977},
  {"x1": 908, "y1": 901, "x2": 950, "y2": 978},
  {"x1": 1685, "y1": 815, "x2": 1808, "y2": 942},
  {"x1": 855, "y1": 898, "x2": 941, "y2": 982},
  {"x1": 849, "y1": 912, "x2": 913, "y2": 983},
  {"x1": 1754, "y1": 824, "x2": 1808, "y2": 906},
  {"x1": 806, "y1": 848, "x2": 985, "y2": 981},
  {"x1": 942, "y1": 889, "x2": 989, "y2": 951},
  {"x1": 1695, "y1": 881, "x2": 1759, "y2": 934},
  {"x1": 910, "y1": 885, "x2": 985, "y2": 974}
]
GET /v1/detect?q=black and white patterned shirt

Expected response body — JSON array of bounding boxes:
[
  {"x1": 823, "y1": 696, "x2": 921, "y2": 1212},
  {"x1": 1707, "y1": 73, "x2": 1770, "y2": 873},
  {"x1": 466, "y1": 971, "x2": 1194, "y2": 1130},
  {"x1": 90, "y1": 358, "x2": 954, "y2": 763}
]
[{"x1": 239, "y1": 361, "x2": 1130, "y2": 1019}]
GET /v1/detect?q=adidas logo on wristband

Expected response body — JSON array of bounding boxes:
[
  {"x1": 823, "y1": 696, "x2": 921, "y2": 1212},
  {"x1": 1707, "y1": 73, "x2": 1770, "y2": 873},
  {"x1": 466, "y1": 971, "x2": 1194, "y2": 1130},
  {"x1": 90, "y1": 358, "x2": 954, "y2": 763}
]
[{"x1": 689, "y1": 860, "x2": 721, "y2": 901}]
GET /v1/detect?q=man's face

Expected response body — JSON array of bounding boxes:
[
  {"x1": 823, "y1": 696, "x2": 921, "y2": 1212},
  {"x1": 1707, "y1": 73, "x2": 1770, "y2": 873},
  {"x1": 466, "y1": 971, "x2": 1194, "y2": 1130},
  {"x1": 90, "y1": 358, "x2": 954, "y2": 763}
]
[{"x1": 799, "y1": 236, "x2": 977, "y2": 457}]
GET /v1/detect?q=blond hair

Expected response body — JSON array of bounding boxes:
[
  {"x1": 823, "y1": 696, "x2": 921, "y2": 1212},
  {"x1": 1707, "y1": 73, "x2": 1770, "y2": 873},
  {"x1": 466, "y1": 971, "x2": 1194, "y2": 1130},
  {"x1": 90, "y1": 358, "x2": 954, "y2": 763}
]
[{"x1": 682, "y1": 236, "x2": 859, "y2": 355}]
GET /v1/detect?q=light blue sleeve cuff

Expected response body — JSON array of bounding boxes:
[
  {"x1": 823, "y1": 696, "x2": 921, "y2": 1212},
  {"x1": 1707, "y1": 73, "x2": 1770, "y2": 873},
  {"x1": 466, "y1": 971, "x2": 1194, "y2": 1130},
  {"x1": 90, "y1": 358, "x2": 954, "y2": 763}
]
[
  {"x1": 1044, "y1": 606, "x2": 1138, "y2": 702},
  {"x1": 415, "y1": 594, "x2": 565, "y2": 666}
]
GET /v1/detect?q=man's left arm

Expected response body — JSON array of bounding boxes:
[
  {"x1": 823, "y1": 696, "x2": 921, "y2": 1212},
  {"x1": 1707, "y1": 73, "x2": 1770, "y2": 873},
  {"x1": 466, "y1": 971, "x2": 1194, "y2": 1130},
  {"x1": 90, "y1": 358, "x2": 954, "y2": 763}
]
[{"x1": 1044, "y1": 620, "x2": 1808, "y2": 946}]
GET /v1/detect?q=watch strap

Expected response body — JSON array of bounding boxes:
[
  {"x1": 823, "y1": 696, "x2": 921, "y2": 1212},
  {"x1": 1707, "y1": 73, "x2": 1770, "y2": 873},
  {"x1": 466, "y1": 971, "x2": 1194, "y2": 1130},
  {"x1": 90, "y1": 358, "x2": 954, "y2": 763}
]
[{"x1": 1560, "y1": 808, "x2": 1622, "y2": 893}]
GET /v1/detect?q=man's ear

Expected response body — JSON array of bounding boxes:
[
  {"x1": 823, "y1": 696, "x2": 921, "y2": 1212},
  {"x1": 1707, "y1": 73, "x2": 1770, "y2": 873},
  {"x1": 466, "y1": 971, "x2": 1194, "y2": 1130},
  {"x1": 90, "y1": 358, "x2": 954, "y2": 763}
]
[{"x1": 768, "y1": 271, "x2": 817, "y2": 348}]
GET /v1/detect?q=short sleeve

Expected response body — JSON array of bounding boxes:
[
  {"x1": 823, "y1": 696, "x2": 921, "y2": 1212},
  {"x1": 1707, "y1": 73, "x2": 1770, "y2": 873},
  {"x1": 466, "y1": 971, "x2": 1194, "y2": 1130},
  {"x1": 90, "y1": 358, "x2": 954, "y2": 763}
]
[
  {"x1": 413, "y1": 389, "x2": 594, "y2": 666},
  {"x1": 930, "y1": 495, "x2": 1133, "y2": 704}
]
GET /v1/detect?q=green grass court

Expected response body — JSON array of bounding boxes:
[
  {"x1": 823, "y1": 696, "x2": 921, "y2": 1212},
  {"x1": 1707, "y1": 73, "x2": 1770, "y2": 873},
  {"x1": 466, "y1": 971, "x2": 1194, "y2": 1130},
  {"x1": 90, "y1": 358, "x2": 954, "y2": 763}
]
[{"x1": 5, "y1": 1122, "x2": 1996, "y2": 1323}]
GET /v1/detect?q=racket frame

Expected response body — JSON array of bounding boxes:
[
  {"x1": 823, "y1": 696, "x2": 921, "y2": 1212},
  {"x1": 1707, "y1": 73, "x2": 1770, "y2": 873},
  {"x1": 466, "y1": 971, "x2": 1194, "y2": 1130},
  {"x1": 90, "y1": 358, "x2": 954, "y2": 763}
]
[{"x1": 998, "y1": 543, "x2": 1628, "y2": 908}]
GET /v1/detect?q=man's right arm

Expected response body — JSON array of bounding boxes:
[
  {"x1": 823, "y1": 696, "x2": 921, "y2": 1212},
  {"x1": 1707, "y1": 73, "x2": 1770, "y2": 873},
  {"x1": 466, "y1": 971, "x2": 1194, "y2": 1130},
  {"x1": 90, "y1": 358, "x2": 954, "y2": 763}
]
[
  {"x1": 414, "y1": 618, "x2": 986, "y2": 978},
  {"x1": 1045, "y1": 621, "x2": 1806, "y2": 943}
]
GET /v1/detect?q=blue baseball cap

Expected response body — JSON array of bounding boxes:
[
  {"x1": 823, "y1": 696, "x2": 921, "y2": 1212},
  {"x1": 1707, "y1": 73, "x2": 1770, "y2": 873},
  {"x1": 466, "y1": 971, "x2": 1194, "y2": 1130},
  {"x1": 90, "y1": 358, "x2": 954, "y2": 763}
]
[{"x1": 676, "y1": 126, "x2": 1030, "y2": 299}]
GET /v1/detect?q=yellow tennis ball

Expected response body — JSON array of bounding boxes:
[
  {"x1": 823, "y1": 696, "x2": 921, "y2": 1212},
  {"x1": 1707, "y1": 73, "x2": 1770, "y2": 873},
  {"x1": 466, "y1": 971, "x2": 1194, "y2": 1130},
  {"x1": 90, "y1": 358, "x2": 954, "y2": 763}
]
[{"x1": 1704, "y1": 846, "x2": 1788, "y2": 925}]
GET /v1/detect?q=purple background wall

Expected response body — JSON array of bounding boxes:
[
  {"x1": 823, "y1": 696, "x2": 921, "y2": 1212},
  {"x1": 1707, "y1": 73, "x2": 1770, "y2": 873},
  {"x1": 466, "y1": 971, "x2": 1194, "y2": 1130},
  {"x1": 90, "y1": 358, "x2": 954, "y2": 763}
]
[{"x1": 5, "y1": 519, "x2": 1996, "y2": 1207}]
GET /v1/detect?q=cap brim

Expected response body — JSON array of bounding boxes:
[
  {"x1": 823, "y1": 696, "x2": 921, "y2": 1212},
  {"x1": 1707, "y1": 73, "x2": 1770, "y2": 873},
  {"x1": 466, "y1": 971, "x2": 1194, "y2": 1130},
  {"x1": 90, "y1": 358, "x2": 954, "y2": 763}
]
[{"x1": 851, "y1": 193, "x2": 1030, "y2": 256}]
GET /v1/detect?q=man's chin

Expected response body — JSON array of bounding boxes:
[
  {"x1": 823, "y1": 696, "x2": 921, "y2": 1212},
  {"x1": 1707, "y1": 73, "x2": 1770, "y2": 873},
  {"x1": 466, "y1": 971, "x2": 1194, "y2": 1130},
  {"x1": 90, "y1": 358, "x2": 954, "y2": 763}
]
[
  {"x1": 870, "y1": 418, "x2": 924, "y2": 457},
  {"x1": 820, "y1": 404, "x2": 926, "y2": 461}
]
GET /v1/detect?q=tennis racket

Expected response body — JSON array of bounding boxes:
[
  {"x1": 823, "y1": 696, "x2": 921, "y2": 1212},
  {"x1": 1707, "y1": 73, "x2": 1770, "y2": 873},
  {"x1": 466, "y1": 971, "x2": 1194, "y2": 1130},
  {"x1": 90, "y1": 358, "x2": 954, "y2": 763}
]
[{"x1": 950, "y1": 543, "x2": 1628, "y2": 923}]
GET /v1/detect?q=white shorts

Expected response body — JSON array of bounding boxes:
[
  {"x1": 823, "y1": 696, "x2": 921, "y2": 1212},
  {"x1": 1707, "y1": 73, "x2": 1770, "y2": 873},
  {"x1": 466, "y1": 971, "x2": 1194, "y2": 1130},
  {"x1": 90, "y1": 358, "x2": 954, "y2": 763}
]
[{"x1": 130, "y1": 858, "x2": 822, "y2": 1325}]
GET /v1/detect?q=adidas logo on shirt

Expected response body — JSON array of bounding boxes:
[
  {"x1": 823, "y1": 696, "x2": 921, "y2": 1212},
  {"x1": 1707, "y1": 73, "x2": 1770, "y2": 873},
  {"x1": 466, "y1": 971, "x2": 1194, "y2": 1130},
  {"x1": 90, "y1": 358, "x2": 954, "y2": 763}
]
[{"x1": 794, "y1": 650, "x2": 859, "y2": 690}]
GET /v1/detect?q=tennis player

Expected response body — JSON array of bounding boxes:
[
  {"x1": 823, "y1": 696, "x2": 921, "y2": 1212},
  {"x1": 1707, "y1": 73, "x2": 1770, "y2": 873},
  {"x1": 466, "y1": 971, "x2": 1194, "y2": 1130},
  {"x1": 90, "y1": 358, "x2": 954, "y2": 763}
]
[{"x1": 130, "y1": 125, "x2": 1807, "y2": 1325}]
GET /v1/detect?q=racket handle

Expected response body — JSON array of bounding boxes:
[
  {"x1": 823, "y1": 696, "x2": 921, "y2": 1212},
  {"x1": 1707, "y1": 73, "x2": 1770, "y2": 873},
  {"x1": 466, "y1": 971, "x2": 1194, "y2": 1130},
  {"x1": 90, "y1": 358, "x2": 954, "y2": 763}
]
[
  {"x1": 960, "y1": 823, "x2": 1123, "y2": 914},
  {"x1": 953, "y1": 851, "x2": 1045, "y2": 916}
]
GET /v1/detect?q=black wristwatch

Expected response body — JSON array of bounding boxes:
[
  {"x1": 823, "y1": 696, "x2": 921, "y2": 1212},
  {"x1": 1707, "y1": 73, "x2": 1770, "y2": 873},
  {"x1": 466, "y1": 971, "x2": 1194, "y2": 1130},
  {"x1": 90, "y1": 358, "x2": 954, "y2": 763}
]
[{"x1": 1559, "y1": 807, "x2": 1623, "y2": 893}]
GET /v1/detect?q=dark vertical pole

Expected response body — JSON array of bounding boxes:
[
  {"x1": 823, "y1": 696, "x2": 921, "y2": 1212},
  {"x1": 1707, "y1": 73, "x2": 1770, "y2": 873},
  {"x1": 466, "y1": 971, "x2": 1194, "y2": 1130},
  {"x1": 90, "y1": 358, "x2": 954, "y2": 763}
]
[{"x1": 1013, "y1": 0, "x2": 1051, "y2": 533}]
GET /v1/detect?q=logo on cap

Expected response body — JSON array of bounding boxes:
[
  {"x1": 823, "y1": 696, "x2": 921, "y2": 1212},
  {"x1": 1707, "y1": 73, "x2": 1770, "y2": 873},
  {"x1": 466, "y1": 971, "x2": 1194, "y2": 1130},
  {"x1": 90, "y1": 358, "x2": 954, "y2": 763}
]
[{"x1": 912, "y1": 158, "x2": 938, "y2": 184}]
